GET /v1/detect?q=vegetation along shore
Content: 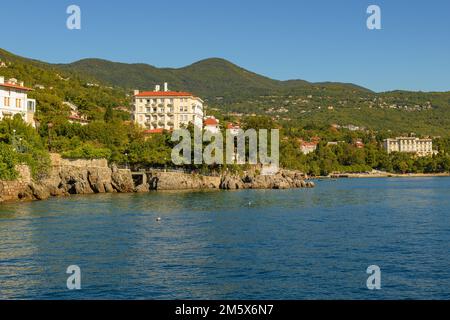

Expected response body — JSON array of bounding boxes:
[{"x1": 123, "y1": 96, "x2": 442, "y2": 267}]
[{"x1": 1, "y1": 47, "x2": 450, "y2": 204}]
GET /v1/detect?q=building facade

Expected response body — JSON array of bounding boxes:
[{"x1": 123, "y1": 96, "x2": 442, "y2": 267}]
[
  {"x1": 204, "y1": 116, "x2": 220, "y2": 133},
  {"x1": 226, "y1": 122, "x2": 241, "y2": 135},
  {"x1": 0, "y1": 76, "x2": 36, "y2": 126},
  {"x1": 383, "y1": 137, "x2": 437, "y2": 157},
  {"x1": 300, "y1": 141, "x2": 318, "y2": 155},
  {"x1": 133, "y1": 83, "x2": 203, "y2": 131},
  {"x1": 63, "y1": 101, "x2": 89, "y2": 126}
]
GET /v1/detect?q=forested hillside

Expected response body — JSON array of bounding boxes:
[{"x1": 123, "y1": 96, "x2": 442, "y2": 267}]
[{"x1": 2, "y1": 48, "x2": 450, "y2": 136}]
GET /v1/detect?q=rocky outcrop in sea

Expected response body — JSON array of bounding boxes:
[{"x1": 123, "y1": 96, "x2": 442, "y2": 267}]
[
  {"x1": 220, "y1": 170, "x2": 314, "y2": 189},
  {"x1": 0, "y1": 154, "x2": 314, "y2": 203}
]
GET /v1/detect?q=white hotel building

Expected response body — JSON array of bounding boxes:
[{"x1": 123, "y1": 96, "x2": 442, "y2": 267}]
[
  {"x1": 383, "y1": 137, "x2": 437, "y2": 157},
  {"x1": 133, "y1": 83, "x2": 203, "y2": 131},
  {"x1": 0, "y1": 76, "x2": 36, "y2": 126}
]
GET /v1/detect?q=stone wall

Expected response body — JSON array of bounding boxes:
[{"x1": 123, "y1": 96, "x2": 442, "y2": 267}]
[
  {"x1": 50, "y1": 153, "x2": 108, "y2": 168},
  {"x1": 0, "y1": 165, "x2": 32, "y2": 202}
]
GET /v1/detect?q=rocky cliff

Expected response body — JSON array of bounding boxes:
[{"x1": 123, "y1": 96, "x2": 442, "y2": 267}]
[
  {"x1": 0, "y1": 154, "x2": 134, "y2": 202},
  {"x1": 220, "y1": 170, "x2": 315, "y2": 190},
  {"x1": 0, "y1": 155, "x2": 314, "y2": 203},
  {"x1": 148, "y1": 171, "x2": 221, "y2": 190}
]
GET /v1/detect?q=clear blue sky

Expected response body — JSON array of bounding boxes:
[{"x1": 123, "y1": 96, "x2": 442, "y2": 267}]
[{"x1": 2, "y1": 0, "x2": 449, "y2": 92}]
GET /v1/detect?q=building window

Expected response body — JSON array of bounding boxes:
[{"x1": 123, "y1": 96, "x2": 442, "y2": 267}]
[
  {"x1": 4, "y1": 97, "x2": 10, "y2": 107},
  {"x1": 16, "y1": 99, "x2": 21, "y2": 108},
  {"x1": 27, "y1": 100, "x2": 35, "y2": 112}
]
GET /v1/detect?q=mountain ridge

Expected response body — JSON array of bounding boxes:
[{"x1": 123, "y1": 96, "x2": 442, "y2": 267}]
[
  {"x1": 1, "y1": 47, "x2": 450, "y2": 136},
  {"x1": 59, "y1": 56, "x2": 374, "y2": 95},
  {"x1": 2, "y1": 48, "x2": 449, "y2": 95}
]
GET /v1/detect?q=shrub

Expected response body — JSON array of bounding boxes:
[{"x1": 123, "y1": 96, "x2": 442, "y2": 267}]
[
  {"x1": 0, "y1": 143, "x2": 19, "y2": 180},
  {"x1": 0, "y1": 118, "x2": 50, "y2": 180},
  {"x1": 62, "y1": 143, "x2": 112, "y2": 159}
]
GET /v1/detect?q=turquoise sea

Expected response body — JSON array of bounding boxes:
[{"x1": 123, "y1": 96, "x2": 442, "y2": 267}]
[{"x1": 0, "y1": 178, "x2": 449, "y2": 299}]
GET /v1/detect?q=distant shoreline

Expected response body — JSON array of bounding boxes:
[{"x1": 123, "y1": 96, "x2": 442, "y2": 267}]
[{"x1": 315, "y1": 172, "x2": 450, "y2": 179}]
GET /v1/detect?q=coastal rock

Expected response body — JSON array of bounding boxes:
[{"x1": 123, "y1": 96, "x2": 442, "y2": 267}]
[
  {"x1": 220, "y1": 169, "x2": 310, "y2": 190},
  {"x1": 111, "y1": 165, "x2": 134, "y2": 193},
  {"x1": 148, "y1": 172, "x2": 221, "y2": 190},
  {"x1": 305, "y1": 181, "x2": 315, "y2": 188},
  {"x1": 58, "y1": 166, "x2": 94, "y2": 195},
  {"x1": 220, "y1": 175, "x2": 244, "y2": 189},
  {"x1": 27, "y1": 182, "x2": 50, "y2": 201},
  {"x1": 88, "y1": 167, "x2": 114, "y2": 193},
  {"x1": 0, "y1": 155, "x2": 314, "y2": 204},
  {"x1": 135, "y1": 183, "x2": 150, "y2": 193}
]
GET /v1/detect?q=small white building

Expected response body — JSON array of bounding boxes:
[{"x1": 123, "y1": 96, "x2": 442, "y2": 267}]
[
  {"x1": 63, "y1": 101, "x2": 89, "y2": 126},
  {"x1": 300, "y1": 141, "x2": 318, "y2": 155},
  {"x1": 204, "y1": 116, "x2": 220, "y2": 134},
  {"x1": 0, "y1": 76, "x2": 36, "y2": 126},
  {"x1": 226, "y1": 122, "x2": 241, "y2": 135}
]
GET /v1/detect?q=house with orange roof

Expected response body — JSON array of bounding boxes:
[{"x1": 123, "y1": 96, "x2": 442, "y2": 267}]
[
  {"x1": 226, "y1": 122, "x2": 241, "y2": 135},
  {"x1": 63, "y1": 101, "x2": 89, "y2": 126},
  {"x1": 300, "y1": 140, "x2": 318, "y2": 155},
  {"x1": 0, "y1": 76, "x2": 36, "y2": 127},
  {"x1": 204, "y1": 116, "x2": 220, "y2": 133},
  {"x1": 354, "y1": 139, "x2": 365, "y2": 149}
]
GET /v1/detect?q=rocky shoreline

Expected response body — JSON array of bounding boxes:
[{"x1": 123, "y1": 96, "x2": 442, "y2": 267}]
[{"x1": 0, "y1": 154, "x2": 314, "y2": 203}]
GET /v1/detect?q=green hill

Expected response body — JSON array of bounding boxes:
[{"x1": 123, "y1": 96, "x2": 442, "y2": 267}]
[
  {"x1": 1, "y1": 47, "x2": 450, "y2": 136},
  {"x1": 0, "y1": 48, "x2": 128, "y2": 122},
  {"x1": 57, "y1": 56, "x2": 372, "y2": 101}
]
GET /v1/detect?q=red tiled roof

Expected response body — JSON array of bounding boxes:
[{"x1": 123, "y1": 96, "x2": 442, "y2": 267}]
[
  {"x1": 135, "y1": 91, "x2": 193, "y2": 97},
  {"x1": 204, "y1": 118, "x2": 218, "y2": 126},
  {"x1": 0, "y1": 82, "x2": 32, "y2": 91},
  {"x1": 68, "y1": 115, "x2": 89, "y2": 122},
  {"x1": 144, "y1": 128, "x2": 164, "y2": 134},
  {"x1": 301, "y1": 141, "x2": 318, "y2": 147},
  {"x1": 226, "y1": 123, "x2": 240, "y2": 129}
]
